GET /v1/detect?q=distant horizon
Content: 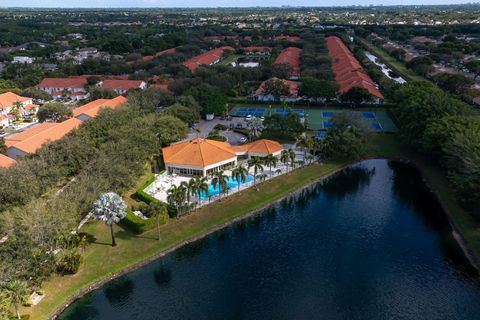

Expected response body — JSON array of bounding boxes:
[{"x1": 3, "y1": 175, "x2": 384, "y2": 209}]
[{"x1": 0, "y1": 1, "x2": 477, "y2": 9}]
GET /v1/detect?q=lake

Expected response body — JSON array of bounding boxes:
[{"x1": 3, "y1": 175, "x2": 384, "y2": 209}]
[{"x1": 59, "y1": 159, "x2": 480, "y2": 320}]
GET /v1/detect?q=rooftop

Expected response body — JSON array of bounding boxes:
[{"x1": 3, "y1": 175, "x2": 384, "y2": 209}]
[
  {"x1": 0, "y1": 154, "x2": 16, "y2": 168},
  {"x1": 0, "y1": 92, "x2": 31, "y2": 110},
  {"x1": 274, "y1": 47, "x2": 302, "y2": 78},
  {"x1": 73, "y1": 96, "x2": 127, "y2": 118},
  {"x1": 163, "y1": 138, "x2": 237, "y2": 167},
  {"x1": 255, "y1": 77, "x2": 299, "y2": 98},
  {"x1": 183, "y1": 46, "x2": 234, "y2": 72},
  {"x1": 38, "y1": 78, "x2": 87, "y2": 89},
  {"x1": 6, "y1": 118, "x2": 82, "y2": 154},
  {"x1": 100, "y1": 79, "x2": 145, "y2": 90},
  {"x1": 233, "y1": 139, "x2": 284, "y2": 155},
  {"x1": 326, "y1": 36, "x2": 384, "y2": 100}
]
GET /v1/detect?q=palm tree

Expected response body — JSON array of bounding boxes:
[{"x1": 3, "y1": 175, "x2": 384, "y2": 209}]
[
  {"x1": 275, "y1": 168, "x2": 283, "y2": 176},
  {"x1": 288, "y1": 149, "x2": 296, "y2": 171},
  {"x1": 298, "y1": 135, "x2": 311, "y2": 163},
  {"x1": 257, "y1": 173, "x2": 267, "y2": 183},
  {"x1": 181, "y1": 177, "x2": 198, "y2": 204},
  {"x1": 9, "y1": 101, "x2": 25, "y2": 122},
  {"x1": 263, "y1": 154, "x2": 278, "y2": 179},
  {"x1": 247, "y1": 156, "x2": 264, "y2": 187},
  {"x1": 231, "y1": 165, "x2": 249, "y2": 192},
  {"x1": 5, "y1": 279, "x2": 30, "y2": 319},
  {"x1": 167, "y1": 184, "x2": 186, "y2": 217},
  {"x1": 211, "y1": 171, "x2": 228, "y2": 198},
  {"x1": 149, "y1": 201, "x2": 166, "y2": 241},
  {"x1": 93, "y1": 192, "x2": 127, "y2": 247},
  {"x1": 192, "y1": 176, "x2": 209, "y2": 207},
  {"x1": 280, "y1": 150, "x2": 289, "y2": 172}
]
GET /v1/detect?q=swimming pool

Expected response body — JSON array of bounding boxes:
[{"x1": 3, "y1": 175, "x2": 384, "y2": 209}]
[{"x1": 200, "y1": 175, "x2": 254, "y2": 198}]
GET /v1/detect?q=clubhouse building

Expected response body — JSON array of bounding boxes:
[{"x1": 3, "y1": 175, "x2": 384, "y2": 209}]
[{"x1": 162, "y1": 138, "x2": 284, "y2": 176}]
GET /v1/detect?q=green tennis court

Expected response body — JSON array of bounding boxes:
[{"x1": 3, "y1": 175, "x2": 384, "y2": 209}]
[{"x1": 230, "y1": 105, "x2": 398, "y2": 133}]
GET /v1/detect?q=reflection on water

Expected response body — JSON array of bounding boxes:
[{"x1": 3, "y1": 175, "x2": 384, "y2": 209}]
[
  {"x1": 104, "y1": 278, "x2": 134, "y2": 305},
  {"x1": 153, "y1": 264, "x2": 172, "y2": 287},
  {"x1": 60, "y1": 160, "x2": 480, "y2": 320}
]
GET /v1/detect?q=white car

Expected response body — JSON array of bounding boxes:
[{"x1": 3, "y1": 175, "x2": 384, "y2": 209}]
[
  {"x1": 245, "y1": 115, "x2": 252, "y2": 122},
  {"x1": 239, "y1": 137, "x2": 247, "y2": 144}
]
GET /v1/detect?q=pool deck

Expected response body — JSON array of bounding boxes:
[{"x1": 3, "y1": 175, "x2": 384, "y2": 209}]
[{"x1": 145, "y1": 149, "x2": 309, "y2": 207}]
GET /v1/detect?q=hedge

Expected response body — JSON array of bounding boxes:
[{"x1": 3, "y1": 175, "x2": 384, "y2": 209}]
[
  {"x1": 121, "y1": 209, "x2": 169, "y2": 234},
  {"x1": 135, "y1": 174, "x2": 157, "y2": 204}
]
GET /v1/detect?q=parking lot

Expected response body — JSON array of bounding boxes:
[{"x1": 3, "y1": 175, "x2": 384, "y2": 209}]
[{"x1": 186, "y1": 117, "x2": 248, "y2": 146}]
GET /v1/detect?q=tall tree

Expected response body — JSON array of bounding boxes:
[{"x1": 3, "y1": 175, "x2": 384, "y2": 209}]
[
  {"x1": 263, "y1": 154, "x2": 278, "y2": 179},
  {"x1": 93, "y1": 192, "x2": 127, "y2": 247},
  {"x1": 4, "y1": 279, "x2": 29, "y2": 319},
  {"x1": 37, "y1": 102, "x2": 73, "y2": 123},
  {"x1": 247, "y1": 157, "x2": 264, "y2": 187},
  {"x1": 231, "y1": 165, "x2": 248, "y2": 192},
  {"x1": 211, "y1": 171, "x2": 228, "y2": 197}
]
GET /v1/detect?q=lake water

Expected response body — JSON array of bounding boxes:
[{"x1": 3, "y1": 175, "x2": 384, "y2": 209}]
[{"x1": 60, "y1": 160, "x2": 480, "y2": 320}]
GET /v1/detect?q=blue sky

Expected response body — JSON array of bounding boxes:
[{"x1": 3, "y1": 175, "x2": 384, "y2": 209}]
[{"x1": 0, "y1": 0, "x2": 472, "y2": 8}]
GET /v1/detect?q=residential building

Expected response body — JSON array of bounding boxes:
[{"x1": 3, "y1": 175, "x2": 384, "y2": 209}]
[
  {"x1": 162, "y1": 138, "x2": 284, "y2": 176},
  {"x1": 0, "y1": 92, "x2": 38, "y2": 126},
  {"x1": 12, "y1": 56, "x2": 34, "y2": 64},
  {"x1": 73, "y1": 96, "x2": 128, "y2": 121},
  {"x1": 99, "y1": 80, "x2": 147, "y2": 95},
  {"x1": 183, "y1": 46, "x2": 234, "y2": 72},
  {"x1": 253, "y1": 77, "x2": 299, "y2": 102},
  {"x1": 5, "y1": 118, "x2": 82, "y2": 159},
  {"x1": 275, "y1": 35, "x2": 301, "y2": 43},
  {"x1": 0, "y1": 154, "x2": 16, "y2": 169},
  {"x1": 326, "y1": 36, "x2": 384, "y2": 103},
  {"x1": 242, "y1": 47, "x2": 272, "y2": 56},
  {"x1": 274, "y1": 47, "x2": 303, "y2": 80},
  {"x1": 37, "y1": 78, "x2": 89, "y2": 101}
]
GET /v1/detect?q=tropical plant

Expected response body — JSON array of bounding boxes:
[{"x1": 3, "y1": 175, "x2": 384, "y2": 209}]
[
  {"x1": 92, "y1": 192, "x2": 127, "y2": 247},
  {"x1": 181, "y1": 178, "x2": 198, "y2": 204},
  {"x1": 247, "y1": 117, "x2": 263, "y2": 140},
  {"x1": 4, "y1": 279, "x2": 30, "y2": 319},
  {"x1": 288, "y1": 149, "x2": 296, "y2": 170},
  {"x1": 263, "y1": 154, "x2": 278, "y2": 179},
  {"x1": 148, "y1": 201, "x2": 168, "y2": 240},
  {"x1": 167, "y1": 184, "x2": 186, "y2": 216},
  {"x1": 257, "y1": 173, "x2": 267, "y2": 183},
  {"x1": 247, "y1": 157, "x2": 264, "y2": 187},
  {"x1": 211, "y1": 171, "x2": 228, "y2": 197},
  {"x1": 231, "y1": 165, "x2": 249, "y2": 192},
  {"x1": 194, "y1": 176, "x2": 209, "y2": 205},
  {"x1": 280, "y1": 149, "x2": 290, "y2": 171}
]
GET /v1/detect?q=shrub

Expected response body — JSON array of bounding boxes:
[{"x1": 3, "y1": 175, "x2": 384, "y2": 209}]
[
  {"x1": 56, "y1": 250, "x2": 83, "y2": 274},
  {"x1": 207, "y1": 135, "x2": 227, "y2": 142},
  {"x1": 122, "y1": 209, "x2": 169, "y2": 234},
  {"x1": 213, "y1": 123, "x2": 227, "y2": 131}
]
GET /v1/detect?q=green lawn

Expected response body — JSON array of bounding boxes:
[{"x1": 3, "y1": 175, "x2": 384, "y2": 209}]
[
  {"x1": 356, "y1": 37, "x2": 424, "y2": 82},
  {"x1": 28, "y1": 135, "x2": 480, "y2": 320}
]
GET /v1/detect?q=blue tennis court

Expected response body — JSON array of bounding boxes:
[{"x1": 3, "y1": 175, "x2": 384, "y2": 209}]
[
  {"x1": 316, "y1": 131, "x2": 327, "y2": 140},
  {"x1": 371, "y1": 122, "x2": 382, "y2": 132},
  {"x1": 322, "y1": 111, "x2": 334, "y2": 118},
  {"x1": 323, "y1": 121, "x2": 333, "y2": 129},
  {"x1": 363, "y1": 112, "x2": 376, "y2": 119}
]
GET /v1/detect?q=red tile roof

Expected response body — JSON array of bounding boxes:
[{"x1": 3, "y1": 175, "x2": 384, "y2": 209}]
[
  {"x1": 232, "y1": 139, "x2": 284, "y2": 155},
  {"x1": 255, "y1": 77, "x2": 299, "y2": 99},
  {"x1": 0, "y1": 154, "x2": 16, "y2": 168},
  {"x1": 163, "y1": 138, "x2": 237, "y2": 167},
  {"x1": 6, "y1": 118, "x2": 82, "y2": 154},
  {"x1": 100, "y1": 79, "x2": 145, "y2": 91},
  {"x1": 38, "y1": 78, "x2": 87, "y2": 89},
  {"x1": 274, "y1": 47, "x2": 302, "y2": 78},
  {"x1": 325, "y1": 36, "x2": 384, "y2": 100},
  {"x1": 243, "y1": 46, "x2": 272, "y2": 53},
  {"x1": 0, "y1": 92, "x2": 31, "y2": 110},
  {"x1": 183, "y1": 46, "x2": 235, "y2": 72},
  {"x1": 73, "y1": 96, "x2": 127, "y2": 118},
  {"x1": 275, "y1": 35, "x2": 301, "y2": 43}
]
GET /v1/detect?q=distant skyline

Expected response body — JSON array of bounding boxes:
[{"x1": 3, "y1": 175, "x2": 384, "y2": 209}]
[{"x1": 0, "y1": 0, "x2": 475, "y2": 9}]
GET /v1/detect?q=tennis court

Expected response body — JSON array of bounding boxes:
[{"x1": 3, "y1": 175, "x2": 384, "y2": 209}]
[{"x1": 229, "y1": 105, "x2": 398, "y2": 133}]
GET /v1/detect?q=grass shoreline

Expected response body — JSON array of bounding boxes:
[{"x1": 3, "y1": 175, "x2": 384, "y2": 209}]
[{"x1": 28, "y1": 135, "x2": 480, "y2": 320}]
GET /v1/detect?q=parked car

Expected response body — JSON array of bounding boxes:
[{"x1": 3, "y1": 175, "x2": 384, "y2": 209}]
[
  {"x1": 239, "y1": 137, "x2": 247, "y2": 144},
  {"x1": 245, "y1": 115, "x2": 252, "y2": 121}
]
